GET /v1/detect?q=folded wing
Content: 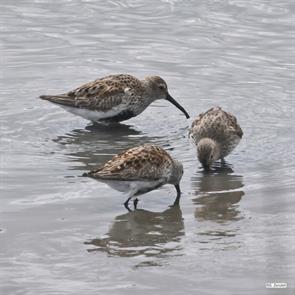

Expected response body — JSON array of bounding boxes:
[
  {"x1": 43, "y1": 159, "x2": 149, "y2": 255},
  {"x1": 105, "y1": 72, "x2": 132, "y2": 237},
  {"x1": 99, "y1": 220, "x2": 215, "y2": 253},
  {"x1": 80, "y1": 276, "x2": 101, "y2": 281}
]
[{"x1": 84, "y1": 145, "x2": 172, "y2": 181}]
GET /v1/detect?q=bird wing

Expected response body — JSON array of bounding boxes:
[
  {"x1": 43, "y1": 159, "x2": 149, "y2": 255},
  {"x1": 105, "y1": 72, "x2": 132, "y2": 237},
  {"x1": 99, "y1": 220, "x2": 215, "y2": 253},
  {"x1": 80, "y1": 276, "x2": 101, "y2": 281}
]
[
  {"x1": 85, "y1": 145, "x2": 172, "y2": 181},
  {"x1": 190, "y1": 107, "x2": 243, "y2": 141},
  {"x1": 224, "y1": 111, "x2": 243, "y2": 138},
  {"x1": 40, "y1": 74, "x2": 142, "y2": 111},
  {"x1": 189, "y1": 109, "x2": 208, "y2": 141}
]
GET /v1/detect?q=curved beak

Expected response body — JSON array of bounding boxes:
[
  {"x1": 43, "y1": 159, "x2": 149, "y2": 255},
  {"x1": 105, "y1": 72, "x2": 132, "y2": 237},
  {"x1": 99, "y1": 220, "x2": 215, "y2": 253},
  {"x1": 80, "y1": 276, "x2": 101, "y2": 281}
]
[{"x1": 166, "y1": 94, "x2": 190, "y2": 119}]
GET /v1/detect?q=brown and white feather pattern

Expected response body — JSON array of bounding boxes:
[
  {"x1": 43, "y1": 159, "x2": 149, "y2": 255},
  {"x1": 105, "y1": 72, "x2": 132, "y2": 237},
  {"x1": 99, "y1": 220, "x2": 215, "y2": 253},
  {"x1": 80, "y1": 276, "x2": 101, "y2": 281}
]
[
  {"x1": 40, "y1": 73, "x2": 190, "y2": 123},
  {"x1": 41, "y1": 74, "x2": 144, "y2": 111},
  {"x1": 86, "y1": 145, "x2": 174, "y2": 181},
  {"x1": 190, "y1": 106, "x2": 243, "y2": 158}
]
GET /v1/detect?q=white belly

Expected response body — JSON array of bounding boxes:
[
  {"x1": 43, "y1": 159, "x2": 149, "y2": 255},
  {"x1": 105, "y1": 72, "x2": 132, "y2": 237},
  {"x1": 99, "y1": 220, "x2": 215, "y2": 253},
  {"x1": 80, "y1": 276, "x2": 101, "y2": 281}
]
[
  {"x1": 60, "y1": 105, "x2": 125, "y2": 121},
  {"x1": 102, "y1": 179, "x2": 164, "y2": 196}
]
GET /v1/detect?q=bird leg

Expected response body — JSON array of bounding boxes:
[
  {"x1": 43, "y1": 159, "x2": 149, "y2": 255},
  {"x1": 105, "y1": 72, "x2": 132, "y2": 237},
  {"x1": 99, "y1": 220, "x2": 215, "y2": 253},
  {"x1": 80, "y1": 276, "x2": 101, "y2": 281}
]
[
  {"x1": 133, "y1": 198, "x2": 139, "y2": 209},
  {"x1": 171, "y1": 184, "x2": 181, "y2": 207},
  {"x1": 124, "y1": 197, "x2": 132, "y2": 212}
]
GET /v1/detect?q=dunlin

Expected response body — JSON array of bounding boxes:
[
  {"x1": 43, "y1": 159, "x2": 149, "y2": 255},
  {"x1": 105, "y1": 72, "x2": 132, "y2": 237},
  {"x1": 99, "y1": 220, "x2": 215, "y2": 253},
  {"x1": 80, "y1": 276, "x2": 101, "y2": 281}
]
[
  {"x1": 189, "y1": 107, "x2": 243, "y2": 169},
  {"x1": 83, "y1": 144, "x2": 184, "y2": 211},
  {"x1": 40, "y1": 74, "x2": 190, "y2": 123}
]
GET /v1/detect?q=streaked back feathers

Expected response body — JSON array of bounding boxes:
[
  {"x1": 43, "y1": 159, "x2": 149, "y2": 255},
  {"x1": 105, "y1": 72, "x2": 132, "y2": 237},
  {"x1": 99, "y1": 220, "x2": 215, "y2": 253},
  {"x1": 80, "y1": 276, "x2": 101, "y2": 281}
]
[{"x1": 84, "y1": 145, "x2": 183, "y2": 184}]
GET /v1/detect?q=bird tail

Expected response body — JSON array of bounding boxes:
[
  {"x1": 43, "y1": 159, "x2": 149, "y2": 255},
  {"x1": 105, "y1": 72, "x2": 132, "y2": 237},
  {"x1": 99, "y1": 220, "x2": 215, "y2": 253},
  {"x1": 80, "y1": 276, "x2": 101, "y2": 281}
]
[{"x1": 39, "y1": 94, "x2": 75, "y2": 107}]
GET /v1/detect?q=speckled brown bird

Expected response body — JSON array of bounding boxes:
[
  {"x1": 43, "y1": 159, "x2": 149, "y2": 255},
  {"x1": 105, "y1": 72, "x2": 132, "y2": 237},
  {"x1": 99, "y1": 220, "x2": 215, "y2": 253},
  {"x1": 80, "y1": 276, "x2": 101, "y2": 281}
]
[
  {"x1": 83, "y1": 145, "x2": 184, "y2": 211},
  {"x1": 40, "y1": 74, "x2": 190, "y2": 123},
  {"x1": 189, "y1": 106, "x2": 243, "y2": 169}
]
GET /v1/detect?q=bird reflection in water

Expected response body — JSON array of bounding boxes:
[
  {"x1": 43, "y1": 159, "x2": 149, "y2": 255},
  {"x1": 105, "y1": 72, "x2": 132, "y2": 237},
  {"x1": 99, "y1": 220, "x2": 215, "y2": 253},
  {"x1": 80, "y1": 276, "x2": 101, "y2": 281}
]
[
  {"x1": 192, "y1": 162, "x2": 244, "y2": 222},
  {"x1": 85, "y1": 206, "x2": 184, "y2": 260},
  {"x1": 191, "y1": 162, "x2": 244, "y2": 245},
  {"x1": 53, "y1": 123, "x2": 162, "y2": 171}
]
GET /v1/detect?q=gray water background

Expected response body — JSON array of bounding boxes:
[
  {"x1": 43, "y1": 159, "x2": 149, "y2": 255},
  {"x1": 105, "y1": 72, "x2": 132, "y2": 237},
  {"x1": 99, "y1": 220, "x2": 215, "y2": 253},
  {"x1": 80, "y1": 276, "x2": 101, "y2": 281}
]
[{"x1": 1, "y1": 0, "x2": 295, "y2": 294}]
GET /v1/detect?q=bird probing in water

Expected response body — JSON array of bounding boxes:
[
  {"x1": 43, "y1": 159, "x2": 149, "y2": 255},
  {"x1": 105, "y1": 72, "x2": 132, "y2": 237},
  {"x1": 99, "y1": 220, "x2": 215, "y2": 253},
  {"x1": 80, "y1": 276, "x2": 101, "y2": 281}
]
[
  {"x1": 189, "y1": 106, "x2": 243, "y2": 170},
  {"x1": 82, "y1": 145, "x2": 184, "y2": 211},
  {"x1": 40, "y1": 74, "x2": 190, "y2": 123}
]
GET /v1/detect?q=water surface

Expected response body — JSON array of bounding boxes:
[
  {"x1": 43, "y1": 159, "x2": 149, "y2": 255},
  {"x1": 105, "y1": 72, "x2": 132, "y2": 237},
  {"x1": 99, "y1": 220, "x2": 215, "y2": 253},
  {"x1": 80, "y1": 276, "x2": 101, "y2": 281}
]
[{"x1": 1, "y1": 0, "x2": 295, "y2": 294}]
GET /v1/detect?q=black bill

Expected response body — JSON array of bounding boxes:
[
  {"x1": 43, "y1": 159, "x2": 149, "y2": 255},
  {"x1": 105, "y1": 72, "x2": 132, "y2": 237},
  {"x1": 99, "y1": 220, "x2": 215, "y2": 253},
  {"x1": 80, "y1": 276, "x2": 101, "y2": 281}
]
[{"x1": 166, "y1": 94, "x2": 190, "y2": 119}]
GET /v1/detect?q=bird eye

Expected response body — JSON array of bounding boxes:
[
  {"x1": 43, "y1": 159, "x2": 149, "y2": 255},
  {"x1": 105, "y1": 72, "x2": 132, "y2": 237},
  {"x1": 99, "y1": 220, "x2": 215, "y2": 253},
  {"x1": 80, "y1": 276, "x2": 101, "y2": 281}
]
[{"x1": 159, "y1": 85, "x2": 165, "y2": 90}]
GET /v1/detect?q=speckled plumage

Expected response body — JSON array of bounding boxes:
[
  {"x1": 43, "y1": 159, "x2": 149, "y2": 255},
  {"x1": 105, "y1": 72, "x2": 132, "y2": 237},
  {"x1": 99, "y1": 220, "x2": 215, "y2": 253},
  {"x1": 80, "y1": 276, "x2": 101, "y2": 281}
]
[
  {"x1": 83, "y1": 145, "x2": 183, "y2": 211},
  {"x1": 190, "y1": 106, "x2": 243, "y2": 169},
  {"x1": 40, "y1": 74, "x2": 190, "y2": 123}
]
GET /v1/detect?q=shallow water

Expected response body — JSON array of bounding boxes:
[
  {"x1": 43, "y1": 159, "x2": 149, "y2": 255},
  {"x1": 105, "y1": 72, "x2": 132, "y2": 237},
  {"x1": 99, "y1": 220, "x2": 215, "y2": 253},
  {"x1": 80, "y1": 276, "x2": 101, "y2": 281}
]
[{"x1": 1, "y1": 0, "x2": 295, "y2": 294}]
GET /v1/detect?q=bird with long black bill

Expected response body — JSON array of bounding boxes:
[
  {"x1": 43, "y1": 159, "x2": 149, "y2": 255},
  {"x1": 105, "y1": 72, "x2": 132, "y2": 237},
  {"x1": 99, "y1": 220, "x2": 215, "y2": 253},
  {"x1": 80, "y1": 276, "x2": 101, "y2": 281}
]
[{"x1": 40, "y1": 74, "x2": 190, "y2": 123}]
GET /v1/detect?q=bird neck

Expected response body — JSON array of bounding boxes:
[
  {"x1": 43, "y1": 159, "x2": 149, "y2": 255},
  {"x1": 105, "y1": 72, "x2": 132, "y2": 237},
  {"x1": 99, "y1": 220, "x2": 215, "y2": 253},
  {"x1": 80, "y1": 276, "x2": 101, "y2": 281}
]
[{"x1": 141, "y1": 79, "x2": 158, "y2": 103}]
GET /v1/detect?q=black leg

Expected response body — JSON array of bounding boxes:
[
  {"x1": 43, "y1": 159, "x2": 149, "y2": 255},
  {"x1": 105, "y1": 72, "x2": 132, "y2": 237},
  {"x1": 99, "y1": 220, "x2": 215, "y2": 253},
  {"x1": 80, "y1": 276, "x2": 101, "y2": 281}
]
[
  {"x1": 124, "y1": 197, "x2": 132, "y2": 212},
  {"x1": 133, "y1": 198, "x2": 139, "y2": 209},
  {"x1": 203, "y1": 163, "x2": 210, "y2": 172},
  {"x1": 171, "y1": 184, "x2": 181, "y2": 206}
]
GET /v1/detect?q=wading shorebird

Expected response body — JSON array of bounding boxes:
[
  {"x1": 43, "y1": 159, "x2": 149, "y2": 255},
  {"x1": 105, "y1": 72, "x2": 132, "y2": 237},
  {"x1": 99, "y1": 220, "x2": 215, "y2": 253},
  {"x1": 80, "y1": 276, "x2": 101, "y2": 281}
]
[
  {"x1": 189, "y1": 107, "x2": 243, "y2": 170},
  {"x1": 83, "y1": 145, "x2": 184, "y2": 211},
  {"x1": 40, "y1": 74, "x2": 190, "y2": 123}
]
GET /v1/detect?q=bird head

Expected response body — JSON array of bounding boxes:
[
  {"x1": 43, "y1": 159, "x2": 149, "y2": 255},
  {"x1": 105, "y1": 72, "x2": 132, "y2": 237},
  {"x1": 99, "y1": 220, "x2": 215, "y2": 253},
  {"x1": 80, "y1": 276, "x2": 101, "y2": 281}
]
[
  {"x1": 169, "y1": 159, "x2": 184, "y2": 185},
  {"x1": 197, "y1": 138, "x2": 220, "y2": 170},
  {"x1": 143, "y1": 76, "x2": 190, "y2": 119}
]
